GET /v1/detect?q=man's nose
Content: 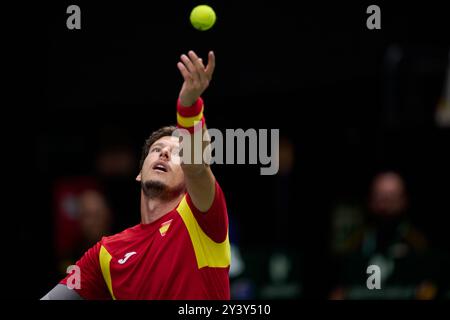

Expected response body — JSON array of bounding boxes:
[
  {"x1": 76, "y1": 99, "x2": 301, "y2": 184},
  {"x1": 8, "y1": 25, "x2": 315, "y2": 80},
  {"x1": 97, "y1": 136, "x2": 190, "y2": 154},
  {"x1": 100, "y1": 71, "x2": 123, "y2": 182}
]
[{"x1": 160, "y1": 147, "x2": 171, "y2": 160}]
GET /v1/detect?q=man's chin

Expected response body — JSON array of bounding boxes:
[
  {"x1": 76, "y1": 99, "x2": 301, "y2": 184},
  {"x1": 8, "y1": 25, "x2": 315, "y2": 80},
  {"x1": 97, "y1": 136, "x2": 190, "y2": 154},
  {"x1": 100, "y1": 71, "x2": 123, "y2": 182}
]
[{"x1": 142, "y1": 179, "x2": 167, "y2": 198}]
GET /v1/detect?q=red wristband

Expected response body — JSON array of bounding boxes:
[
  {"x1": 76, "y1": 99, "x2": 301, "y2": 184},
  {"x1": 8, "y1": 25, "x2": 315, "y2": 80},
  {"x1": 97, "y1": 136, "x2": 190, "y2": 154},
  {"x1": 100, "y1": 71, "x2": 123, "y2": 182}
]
[{"x1": 177, "y1": 97, "x2": 204, "y2": 117}]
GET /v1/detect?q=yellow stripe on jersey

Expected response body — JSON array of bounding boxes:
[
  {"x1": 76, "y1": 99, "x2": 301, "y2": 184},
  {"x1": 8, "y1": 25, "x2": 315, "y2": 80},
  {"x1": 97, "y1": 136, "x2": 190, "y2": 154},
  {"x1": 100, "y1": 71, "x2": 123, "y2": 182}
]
[
  {"x1": 99, "y1": 245, "x2": 116, "y2": 300},
  {"x1": 176, "y1": 195, "x2": 230, "y2": 269}
]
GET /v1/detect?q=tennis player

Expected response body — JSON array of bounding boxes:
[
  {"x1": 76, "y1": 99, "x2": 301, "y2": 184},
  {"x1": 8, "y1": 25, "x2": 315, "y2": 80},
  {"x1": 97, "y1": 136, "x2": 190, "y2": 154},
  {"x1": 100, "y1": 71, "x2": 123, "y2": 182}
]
[{"x1": 42, "y1": 50, "x2": 231, "y2": 300}]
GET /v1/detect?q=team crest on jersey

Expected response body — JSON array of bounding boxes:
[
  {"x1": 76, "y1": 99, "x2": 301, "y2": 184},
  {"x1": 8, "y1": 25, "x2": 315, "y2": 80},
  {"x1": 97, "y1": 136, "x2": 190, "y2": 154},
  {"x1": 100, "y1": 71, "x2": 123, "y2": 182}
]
[{"x1": 159, "y1": 219, "x2": 173, "y2": 236}]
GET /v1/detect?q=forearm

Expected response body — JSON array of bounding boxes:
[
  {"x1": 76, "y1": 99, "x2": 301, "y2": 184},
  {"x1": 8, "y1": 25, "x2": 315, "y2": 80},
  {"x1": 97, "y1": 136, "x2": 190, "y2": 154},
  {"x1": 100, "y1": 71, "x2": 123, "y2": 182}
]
[
  {"x1": 41, "y1": 284, "x2": 83, "y2": 300},
  {"x1": 177, "y1": 97, "x2": 211, "y2": 170},
  {"x1": 177, "y1": 97, "x2": 215, "y2": 212}
]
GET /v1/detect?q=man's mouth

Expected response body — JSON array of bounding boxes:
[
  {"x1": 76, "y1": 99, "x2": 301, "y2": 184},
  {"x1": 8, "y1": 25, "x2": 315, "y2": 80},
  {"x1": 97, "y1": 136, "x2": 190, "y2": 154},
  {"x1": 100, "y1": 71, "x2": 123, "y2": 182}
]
[{"x1": 153, "y1": 162, "x2": 168, "y2": 173}]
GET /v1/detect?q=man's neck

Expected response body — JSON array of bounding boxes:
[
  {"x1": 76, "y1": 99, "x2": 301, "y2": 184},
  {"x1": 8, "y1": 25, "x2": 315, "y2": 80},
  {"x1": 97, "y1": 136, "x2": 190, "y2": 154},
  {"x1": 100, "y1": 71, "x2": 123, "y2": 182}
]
[{"x1": 140, "y1": 190, "x2": 185, "y2": 224}]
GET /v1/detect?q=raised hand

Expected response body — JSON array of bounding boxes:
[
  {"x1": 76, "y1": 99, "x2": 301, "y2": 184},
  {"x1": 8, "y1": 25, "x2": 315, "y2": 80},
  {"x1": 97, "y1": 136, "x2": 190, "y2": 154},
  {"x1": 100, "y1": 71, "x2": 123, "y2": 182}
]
[{"x1": 177, "y1": 50, "x2": 215, "y2": 107}]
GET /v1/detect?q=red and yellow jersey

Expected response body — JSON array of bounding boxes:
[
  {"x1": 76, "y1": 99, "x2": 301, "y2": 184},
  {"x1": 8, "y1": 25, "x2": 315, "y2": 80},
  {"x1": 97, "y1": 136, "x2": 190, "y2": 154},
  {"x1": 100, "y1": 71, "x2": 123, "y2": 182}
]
[{"x1": 60, "y1": 181, "x2": 230, "y2": 300}]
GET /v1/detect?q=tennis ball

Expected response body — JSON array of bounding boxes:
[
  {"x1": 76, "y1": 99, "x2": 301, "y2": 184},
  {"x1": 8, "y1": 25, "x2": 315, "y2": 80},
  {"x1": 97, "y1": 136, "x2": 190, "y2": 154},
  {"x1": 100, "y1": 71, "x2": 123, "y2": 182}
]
[{"x1": 190, "y1": 5, "x2": 216, "y2": 31}]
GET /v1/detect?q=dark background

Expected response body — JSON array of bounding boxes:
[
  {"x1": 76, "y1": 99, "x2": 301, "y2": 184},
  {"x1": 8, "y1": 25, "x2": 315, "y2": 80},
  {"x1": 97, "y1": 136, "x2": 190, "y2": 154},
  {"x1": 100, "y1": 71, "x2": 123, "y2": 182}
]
[{"x1": 6, "y1": 1, "x2": 450, "y2": 299}]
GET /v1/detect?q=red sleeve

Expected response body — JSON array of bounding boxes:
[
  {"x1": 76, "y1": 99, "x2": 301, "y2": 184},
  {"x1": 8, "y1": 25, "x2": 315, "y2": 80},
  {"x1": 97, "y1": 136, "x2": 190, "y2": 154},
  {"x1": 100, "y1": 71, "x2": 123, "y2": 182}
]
[
  {"x1": 185, "y1": 180, "x2": 228, "y2": 243},
  {"x1": 59, "y1": 241, "x2": 111, "y2": 300}
]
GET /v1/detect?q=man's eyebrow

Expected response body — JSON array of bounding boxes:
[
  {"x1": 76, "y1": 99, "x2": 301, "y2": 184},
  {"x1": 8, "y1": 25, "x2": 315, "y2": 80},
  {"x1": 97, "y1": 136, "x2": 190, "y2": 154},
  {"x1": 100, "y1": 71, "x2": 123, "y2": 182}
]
[{"x1": 151, "y1": 143, "x2": 165, "y2": 149}]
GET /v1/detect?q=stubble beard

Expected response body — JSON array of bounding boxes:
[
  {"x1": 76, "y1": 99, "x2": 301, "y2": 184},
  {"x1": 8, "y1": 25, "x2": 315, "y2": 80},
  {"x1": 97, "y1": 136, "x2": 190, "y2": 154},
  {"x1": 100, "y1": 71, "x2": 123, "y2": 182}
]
[{"x1": 141, "y1": 179, "x2": 185, "y2": 200}]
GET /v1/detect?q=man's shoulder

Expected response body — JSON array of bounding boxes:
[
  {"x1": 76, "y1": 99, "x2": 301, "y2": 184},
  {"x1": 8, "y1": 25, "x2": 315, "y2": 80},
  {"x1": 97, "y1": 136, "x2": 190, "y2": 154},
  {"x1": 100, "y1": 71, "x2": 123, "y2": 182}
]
[{"x1": 100, "y1": 224, "x2": 142, "y2": 246}]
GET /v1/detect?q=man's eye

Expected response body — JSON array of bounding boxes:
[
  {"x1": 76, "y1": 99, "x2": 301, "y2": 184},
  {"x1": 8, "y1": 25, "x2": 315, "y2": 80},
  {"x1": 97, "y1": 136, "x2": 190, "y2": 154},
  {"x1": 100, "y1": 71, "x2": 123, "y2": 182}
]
[{"x1": 151, "y1": 147, "x2": 161, "y2": 152}]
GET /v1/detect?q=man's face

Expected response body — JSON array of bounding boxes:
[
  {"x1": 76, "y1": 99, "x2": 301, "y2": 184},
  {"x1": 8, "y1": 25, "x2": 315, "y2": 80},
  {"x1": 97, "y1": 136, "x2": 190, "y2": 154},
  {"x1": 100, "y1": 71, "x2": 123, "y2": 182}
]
[
  {"x1": 137, "y1": 136, "x2": 185, "y2": 193},
  {"x1": 369, "y1": 173, "x2": 407, "y2": 217}
]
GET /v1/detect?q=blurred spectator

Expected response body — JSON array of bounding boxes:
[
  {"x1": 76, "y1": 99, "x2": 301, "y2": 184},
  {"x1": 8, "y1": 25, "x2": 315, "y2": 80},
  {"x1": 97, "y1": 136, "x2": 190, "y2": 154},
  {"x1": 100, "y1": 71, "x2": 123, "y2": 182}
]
[
  {"x1": 53, "y1": 177, "x2": 113, "y2": 276},
  {"x1": 330, "y1": 171, "x2": 450, "y2": 299},
  {"x1": 52, "y1": 125, "x2": 138, "y2": 277},
  {"x1": 78, "y1": 189, "x2": 112, "y2": 249}
]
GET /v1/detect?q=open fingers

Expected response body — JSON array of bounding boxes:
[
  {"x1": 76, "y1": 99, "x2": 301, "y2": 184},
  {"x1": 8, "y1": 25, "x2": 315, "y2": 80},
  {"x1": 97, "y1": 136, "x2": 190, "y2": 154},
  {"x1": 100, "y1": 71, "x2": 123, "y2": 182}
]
[
  {"x1": 179, "y1": 50, "x2": 215, "y2": 85},
  {"x1": 177, "y1": 62, "x2": 192, "y2": 82},
  {"x1": 188, "y1": 51, "x2": 208, "y2": 84},
  {"x1": 180, "y1": 54, "x2": 200, "y2": 83}
]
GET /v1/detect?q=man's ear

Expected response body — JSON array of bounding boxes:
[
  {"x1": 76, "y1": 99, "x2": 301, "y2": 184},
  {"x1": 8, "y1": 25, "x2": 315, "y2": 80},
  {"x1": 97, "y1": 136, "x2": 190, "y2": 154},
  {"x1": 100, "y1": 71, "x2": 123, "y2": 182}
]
[{"x1": 136, "y1": 173, "x2": 142, "y2": 182}]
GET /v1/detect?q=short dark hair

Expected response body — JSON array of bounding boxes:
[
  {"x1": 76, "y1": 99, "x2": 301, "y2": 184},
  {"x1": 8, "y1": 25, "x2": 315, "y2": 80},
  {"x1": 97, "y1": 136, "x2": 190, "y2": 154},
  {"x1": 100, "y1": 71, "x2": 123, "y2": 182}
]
[{"x1": 139, "y1": 126, "x2": 177, "y2": 171}]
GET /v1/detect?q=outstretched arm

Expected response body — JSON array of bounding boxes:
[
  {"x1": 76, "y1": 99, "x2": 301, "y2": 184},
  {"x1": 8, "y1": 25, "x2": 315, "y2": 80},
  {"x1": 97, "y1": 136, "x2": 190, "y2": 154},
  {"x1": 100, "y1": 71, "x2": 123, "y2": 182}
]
[
  {"x1": 176, "y1": 50, "x2": 216, "y2": 213},
  {"x1": 41, "y1": 284, "x2": 83, "y2": 300}
]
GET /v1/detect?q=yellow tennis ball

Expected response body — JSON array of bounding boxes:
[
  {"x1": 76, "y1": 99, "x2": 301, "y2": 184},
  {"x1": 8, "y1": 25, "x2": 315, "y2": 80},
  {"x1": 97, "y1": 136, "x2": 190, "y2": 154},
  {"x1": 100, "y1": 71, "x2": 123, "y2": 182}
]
[{"x1": 190, "y1": 5, "x2": 216, "y2": 31}]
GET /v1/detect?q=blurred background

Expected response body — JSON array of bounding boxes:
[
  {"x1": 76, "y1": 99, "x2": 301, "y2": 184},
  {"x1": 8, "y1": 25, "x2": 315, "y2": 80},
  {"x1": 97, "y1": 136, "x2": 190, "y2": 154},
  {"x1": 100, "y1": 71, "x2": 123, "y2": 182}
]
[{"x1": 10, "y1": 0, "x2": 450, "y2": 299}]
